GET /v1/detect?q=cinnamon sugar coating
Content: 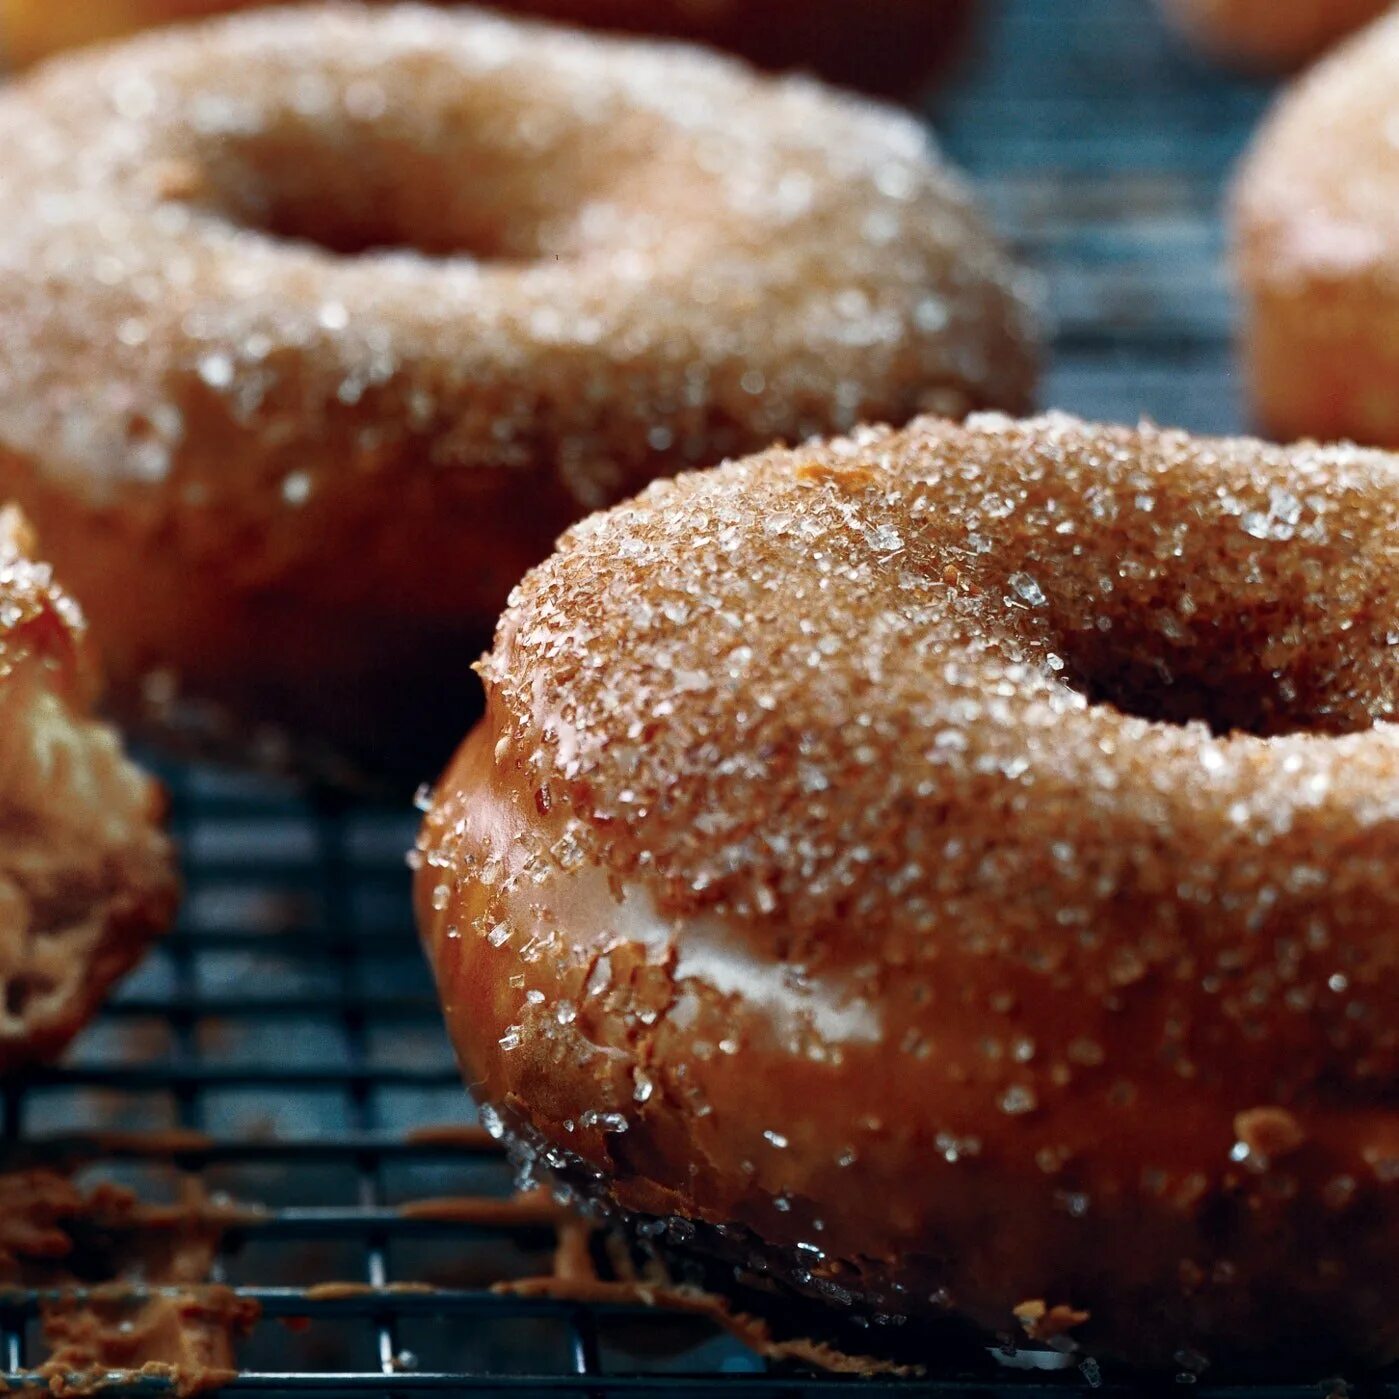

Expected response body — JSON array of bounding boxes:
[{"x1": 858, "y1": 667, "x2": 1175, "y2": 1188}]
[
  {"x1": 0, "y1": 3, "x2": 1036, "y2": 789},
  {"x1": 418, "y1": 413, "x2": 1399, "y2": 1373},
  {"x1": 1233, "y1": 9, "x2": 1399, "y2": 447}
]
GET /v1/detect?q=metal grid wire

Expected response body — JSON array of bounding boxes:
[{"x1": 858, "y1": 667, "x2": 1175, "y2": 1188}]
[{"x1": 1, "y1": 1, "x2": 1395, "y2": 1395}]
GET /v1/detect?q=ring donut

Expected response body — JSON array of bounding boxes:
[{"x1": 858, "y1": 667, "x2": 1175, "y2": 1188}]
[
  {"x1": 0, "y1": 509, "x2": 176, "y2": 1069},
  {"x1": 0, "y1": 4, "x2": 1037, "y2": 789},
  {"x1": 417, "y1": 413, "x2": 1399, "y2": 1374},
  {"x1": 1233, "y1": 9, "x2": 1399, "y2": 447},
  {"x1": 1156, "y1": 0, "x2": 1390, "y2": 70},
  {"x1": 0, "y1": 0, "x2": 974, "y2": 97}
]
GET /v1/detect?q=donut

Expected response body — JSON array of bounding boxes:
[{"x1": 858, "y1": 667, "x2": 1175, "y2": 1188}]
[
  {"x1": 0, "y1": 4, "x2": 1037, "y2": 791},
  {"x1": 0, "y1": 0, "x2": 974, "y2": 97},
  {"x1": 1233, "y1": 10, "x2": 1399, "y2": 448},
  {"x1": 416, "y1": 413, "x2": 1399, "y2": 1374},
  {"x1": 1232, "y1": 8, "x2": 1399, "y2": 448},
  {"x1": 1156, "y1": 0, "x2": 1391, "y2": 70},
  {"x1": 0, "y1": 509, "x2": 176, "y2": 1070}
]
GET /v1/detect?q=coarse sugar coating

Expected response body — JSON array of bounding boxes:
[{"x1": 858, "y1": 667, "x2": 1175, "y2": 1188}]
[
  {"x1": 418, "y1": 412, "x2": 1399, "y2": 1373},
  {"x1": 1233, "y1": 8, "x2": 1399, "y2": 447},
  {"x1": 0, "y1": 2, "x2": 1036, "y2": 789}
]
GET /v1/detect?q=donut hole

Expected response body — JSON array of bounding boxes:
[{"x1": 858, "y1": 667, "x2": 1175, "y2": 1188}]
[
  {"x1": 193, "y1": 130, "x2": 563, "y2": 260},
  {"x1": 238, "y1": 182, "x2": 519, "y2": 261},
  {"x1": 185, "y1": 104, "x2": 653, "y2": 262},
  {"x1": 1053, "y1": 617, "x2": 1388, "y2": 739}
]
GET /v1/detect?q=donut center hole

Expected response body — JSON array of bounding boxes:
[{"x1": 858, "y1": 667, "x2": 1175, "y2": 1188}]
[
  {"x1": 188, "y1": 120, "x2": 608, "y2": 262},
  {"x1": 1054, "y1": 623, "x2": 1384, "y2": 739},
  {"x1": 231, "y1": 171, "x2": 539, "y2": 260}
]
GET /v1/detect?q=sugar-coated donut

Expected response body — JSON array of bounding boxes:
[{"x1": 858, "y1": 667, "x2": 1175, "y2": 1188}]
[
  {"x1": 1233, "y1": 10, "x2": 1399, "y2": 448},
  {"x1": 1157, "y1": 0, "x2": 1391, "y2": 70},
  {"x1": 417, "y1": 413, "x2": 1399, "y2": 1374},
  {"x1": 0, "y1": 0, "x2": 974, "y2": 97},
  {"x1": 0, "y1": 509, "x2": 176, "y2": 1070},
  {"x1": 0, "y1": 4, "x2": 1037, "y2": 790}
]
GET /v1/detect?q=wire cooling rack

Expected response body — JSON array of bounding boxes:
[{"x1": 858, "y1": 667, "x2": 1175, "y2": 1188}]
[{"x1": 2, "y1": 1, "x2": 1395, "y2": 1395}]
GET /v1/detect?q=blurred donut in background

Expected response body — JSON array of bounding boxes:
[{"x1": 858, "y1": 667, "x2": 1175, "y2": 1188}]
[
  {"x1": 1156, "y1": 0, "x2": 1391, "y2": 70},
  {"x1": 0, "y1": 0, "x2": 976, "y2": 98},
  {"x1": 1233, "y1": 8, "x2": 1399, "y2": 446},
  {"x1": 0, "y1": 4, "x2": 1037, "y2": 790}
]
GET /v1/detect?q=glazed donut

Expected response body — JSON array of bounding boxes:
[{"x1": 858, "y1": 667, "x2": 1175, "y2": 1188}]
[
  {"x1": 1156, "y1": 0, "x2": 1391, "y2": 70},
  {"x1": 0, "y1": 4, "x2": 1037, "y2": 790},
  {"x1": 1233, "y1": 10, "x2": 1399, "y2": 448},
  {"x1": 417, "y1": 413, "x2": 1399, "y2": 1374},
  {"x1": 0, "y1": 0, "x2": 974, "y2": 97},
  {"x1": 0, "y1": 509, "x2": 176, "y2": 1070}
]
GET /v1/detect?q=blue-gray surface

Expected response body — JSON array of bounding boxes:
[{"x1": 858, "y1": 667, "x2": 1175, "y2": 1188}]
[{"x1": 933, "y1": 0, "x2": 1273, "y2": 436}]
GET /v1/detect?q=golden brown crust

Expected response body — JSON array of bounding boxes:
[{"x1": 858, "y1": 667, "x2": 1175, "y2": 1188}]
[
  {"x1": 1157, "y1": 0, "x2": 1390, "y2": 70},
  {"x1": 0, "y1": 0, "x2": 973, "y2": 97},
  {"x1": 1232, "y1": 10, "x2": 1399, "y2": 448},
  {"x1": 0, "y1": 511, "x2": 177, "y2": 1070},
  {"x1": 0, "y1": 3, "x2": 1037, "y2": 790},
  {"x1": 417, "y1": 413, "x2": 1399, "y2": 1373}
]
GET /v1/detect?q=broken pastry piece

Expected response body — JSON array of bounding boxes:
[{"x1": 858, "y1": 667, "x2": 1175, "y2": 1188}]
[{"x1": 0, "y1": 508, "x2": 177, "y2": 1069}]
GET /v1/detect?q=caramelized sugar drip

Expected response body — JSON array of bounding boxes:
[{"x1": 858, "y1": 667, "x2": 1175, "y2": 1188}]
[
  {"x1": 0, "y1": 1168, "x2": 257, "y2": 1396},
  {"x1": 1, "y1": 1128, "x2": 877, "y2": 1386}
]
